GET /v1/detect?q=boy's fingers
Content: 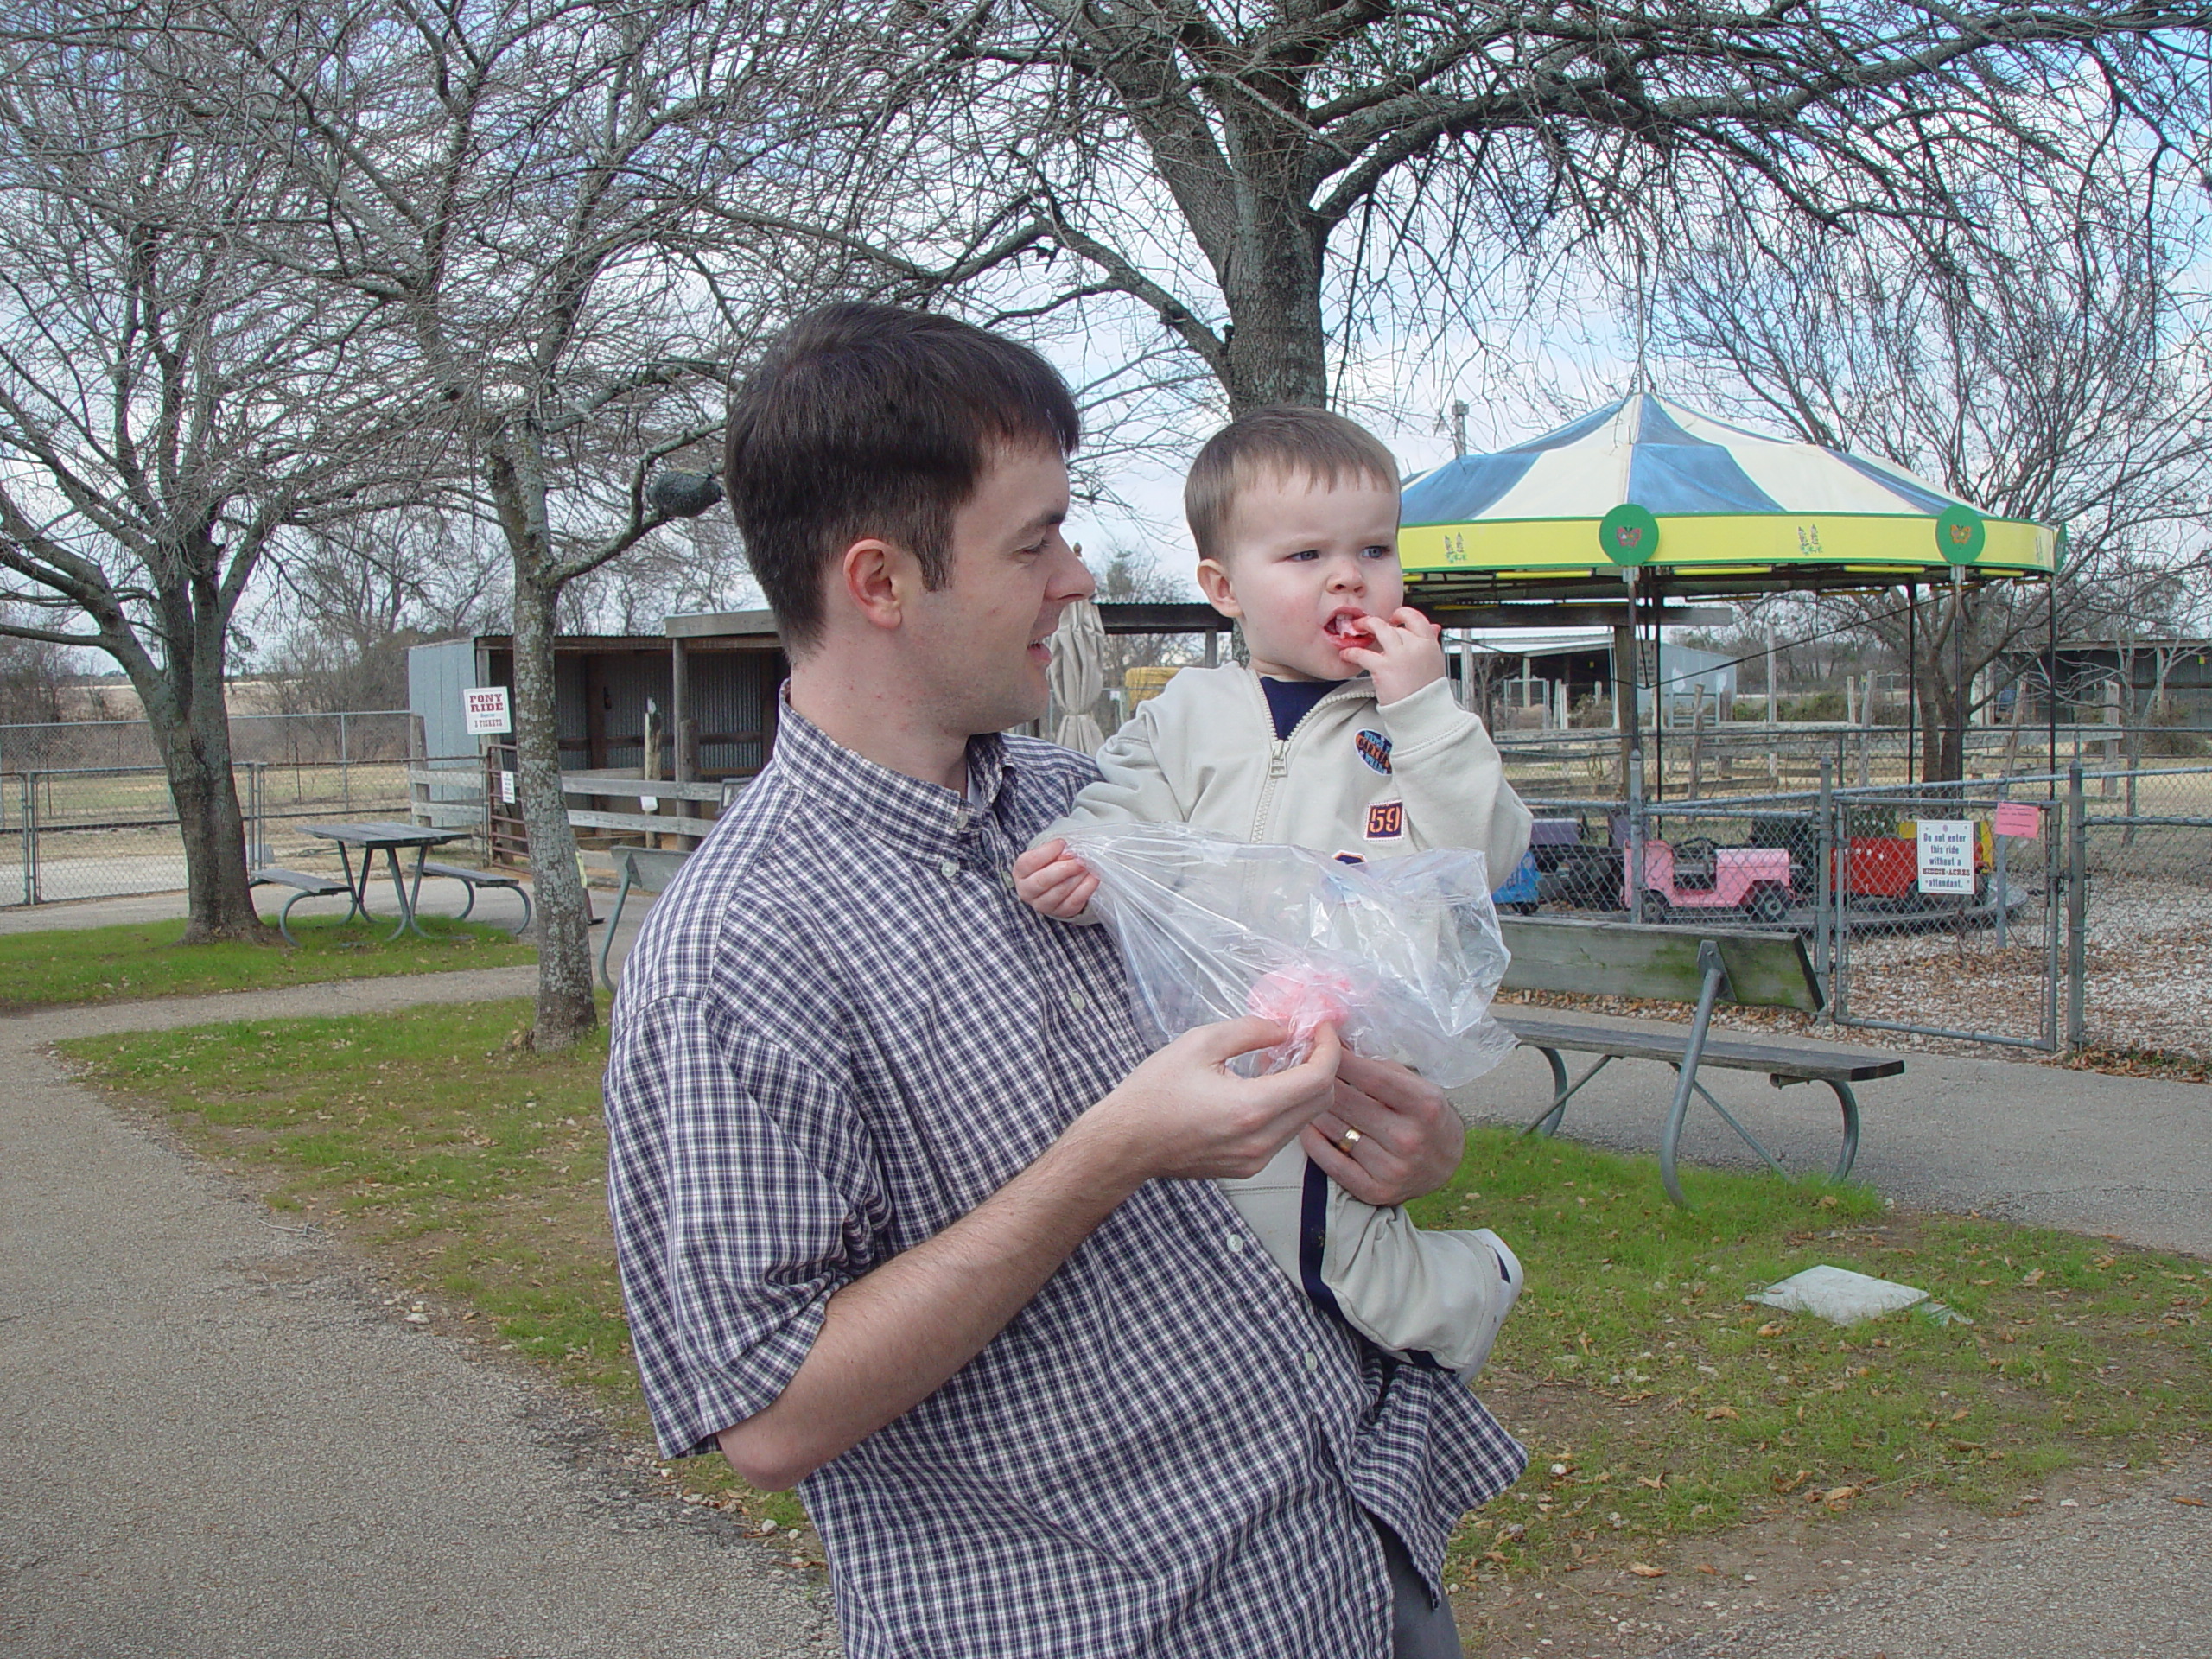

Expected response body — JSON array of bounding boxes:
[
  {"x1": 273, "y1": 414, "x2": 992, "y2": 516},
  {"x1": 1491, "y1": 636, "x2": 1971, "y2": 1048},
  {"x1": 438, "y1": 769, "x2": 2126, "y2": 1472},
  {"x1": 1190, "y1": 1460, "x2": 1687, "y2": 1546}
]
[{"x1": 1013, "y1": 839, "x2": 1066, "y2": 877}]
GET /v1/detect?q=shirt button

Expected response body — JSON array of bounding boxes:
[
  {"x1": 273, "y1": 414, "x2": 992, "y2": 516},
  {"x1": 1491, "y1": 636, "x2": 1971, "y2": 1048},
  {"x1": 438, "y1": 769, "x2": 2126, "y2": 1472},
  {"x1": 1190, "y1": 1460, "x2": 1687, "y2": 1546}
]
[
  {"x1": 1303, "y1": 1351, "x2": 1319, "y2": 1373},
  {"x1": 1069, "y1": 989, "x2": 1089, "y2": 1013},
  {"x1": 1225, "y1": 1230, "x2": 1243, "y2": 1254},
  {"x1": 939, "y1": 858, "x2": 959, "y2": 879}
]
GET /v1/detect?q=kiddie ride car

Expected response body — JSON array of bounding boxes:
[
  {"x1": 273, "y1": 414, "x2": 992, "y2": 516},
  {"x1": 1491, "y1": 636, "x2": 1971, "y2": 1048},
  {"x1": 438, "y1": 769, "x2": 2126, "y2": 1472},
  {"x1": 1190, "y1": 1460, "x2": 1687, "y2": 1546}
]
[{"x1": 1622, "y1": 837, "x2": 1796, "y2": 925}]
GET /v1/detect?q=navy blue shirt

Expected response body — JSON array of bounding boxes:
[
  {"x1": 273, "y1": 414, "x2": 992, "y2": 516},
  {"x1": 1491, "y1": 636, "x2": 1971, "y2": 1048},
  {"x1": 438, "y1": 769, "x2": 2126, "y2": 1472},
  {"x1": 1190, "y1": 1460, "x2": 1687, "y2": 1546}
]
[{"x1": 1260, "y1": 676, "x2": 1342, "y2": 740}]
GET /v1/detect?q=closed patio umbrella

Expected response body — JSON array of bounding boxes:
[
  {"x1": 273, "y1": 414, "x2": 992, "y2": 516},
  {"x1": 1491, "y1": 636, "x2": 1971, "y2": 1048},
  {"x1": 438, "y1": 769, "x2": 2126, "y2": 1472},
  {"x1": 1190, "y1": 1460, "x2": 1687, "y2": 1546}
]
[{"x1": 1047, "y1": 597, "x2": 1108, "y2": 755}]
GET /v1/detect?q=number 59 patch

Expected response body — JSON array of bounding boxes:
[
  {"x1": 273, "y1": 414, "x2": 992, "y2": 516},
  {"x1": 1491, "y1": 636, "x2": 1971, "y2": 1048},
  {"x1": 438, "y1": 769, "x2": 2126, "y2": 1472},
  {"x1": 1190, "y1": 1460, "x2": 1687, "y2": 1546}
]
[{"x1": 1365, "y1": 801, "x2": 1404, "y2": 841}]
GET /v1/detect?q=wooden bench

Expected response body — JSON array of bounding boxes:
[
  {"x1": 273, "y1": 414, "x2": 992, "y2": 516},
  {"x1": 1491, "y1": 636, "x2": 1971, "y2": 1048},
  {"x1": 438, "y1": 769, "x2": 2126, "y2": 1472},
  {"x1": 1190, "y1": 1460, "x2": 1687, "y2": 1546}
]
[
  {"x1": 1495, "y1": 917, "x2": 1903, "y2": 1207},
  {"x1": 414, "y1": 861, "x2": 532, "y2": 936},
  {"x1": 251, "y1": 868, "x2": 354, "y2": 945}
]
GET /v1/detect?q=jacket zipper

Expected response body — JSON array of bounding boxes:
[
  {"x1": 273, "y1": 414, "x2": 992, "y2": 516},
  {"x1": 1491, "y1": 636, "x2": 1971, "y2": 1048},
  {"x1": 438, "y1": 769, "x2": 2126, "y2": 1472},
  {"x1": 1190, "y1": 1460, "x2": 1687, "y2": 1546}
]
[
  {"x1": 1247, "y1": 677, "x2": 1370, "y2": 844},
  {"x1": 1249, "y1": 739, "x2": 1290, "y2": 842}
]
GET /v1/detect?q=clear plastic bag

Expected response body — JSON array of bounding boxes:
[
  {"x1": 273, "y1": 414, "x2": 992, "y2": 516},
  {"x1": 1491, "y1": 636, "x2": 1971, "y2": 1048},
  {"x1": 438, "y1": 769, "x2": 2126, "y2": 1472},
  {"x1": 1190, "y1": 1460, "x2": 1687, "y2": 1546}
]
[{"x1": 1060, "y1": 822, "x2": 1518, "y2": 1089}]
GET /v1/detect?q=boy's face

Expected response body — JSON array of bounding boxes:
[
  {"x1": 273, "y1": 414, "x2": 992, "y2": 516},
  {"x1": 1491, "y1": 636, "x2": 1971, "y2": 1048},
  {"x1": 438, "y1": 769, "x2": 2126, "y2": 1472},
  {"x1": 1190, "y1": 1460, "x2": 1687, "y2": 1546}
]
[{"x1": 1195, "y1": 468, "x2": 1402, "y2": 683}]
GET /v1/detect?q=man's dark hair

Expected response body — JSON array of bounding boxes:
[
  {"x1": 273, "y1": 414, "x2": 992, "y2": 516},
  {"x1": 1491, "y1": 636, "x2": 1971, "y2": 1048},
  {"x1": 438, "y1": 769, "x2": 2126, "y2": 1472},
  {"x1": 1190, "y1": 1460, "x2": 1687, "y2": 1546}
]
[{"x1": 725, "y1": 304, "x2": 1081, "y2": 652}]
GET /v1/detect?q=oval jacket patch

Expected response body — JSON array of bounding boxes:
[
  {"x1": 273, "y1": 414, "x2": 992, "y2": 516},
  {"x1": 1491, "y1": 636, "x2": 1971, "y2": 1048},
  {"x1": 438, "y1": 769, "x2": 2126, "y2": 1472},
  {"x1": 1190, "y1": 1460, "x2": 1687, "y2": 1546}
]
[{"x1": 1355, "y1": 729, "x2": 1393, "y2": 774}]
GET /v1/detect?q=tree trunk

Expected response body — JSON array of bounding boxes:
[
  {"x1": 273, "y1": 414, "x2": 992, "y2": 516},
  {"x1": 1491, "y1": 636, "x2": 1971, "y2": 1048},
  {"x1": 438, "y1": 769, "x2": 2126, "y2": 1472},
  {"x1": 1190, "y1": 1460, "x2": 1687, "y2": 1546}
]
[
  {"x1": 510, "y1": 558, "x2": 597, "y2": 1050},
  {"x1": 1218, "y1": 198, "x2": 1329, "y2": 414},
  {"x1": 159, "y1": 695, "x2": 269, "y2": 942},
  {"x1": 1916, "y1": 667, "x2": 1966, "y2": 784},
  {"x1": 121, "y1": 570, "x2": 271, "y2": 943}
]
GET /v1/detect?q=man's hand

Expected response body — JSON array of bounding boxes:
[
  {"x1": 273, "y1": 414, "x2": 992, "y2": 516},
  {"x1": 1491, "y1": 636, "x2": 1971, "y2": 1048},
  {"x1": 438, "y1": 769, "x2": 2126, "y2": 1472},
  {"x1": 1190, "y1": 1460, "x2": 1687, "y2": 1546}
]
[
  {"x1": 1071, "y1": 1017, "x2": 1344, "y2": 1185},
  {"x1": 1339, "y1": 607, "x2": 1446, "y2": 706},
  {"x1": 1014, "y1": 837, "x2": 1099, "y2": 920},
  {"x1": 1299, "y1": 1050, "x2": 1464, "y2": 1207}
]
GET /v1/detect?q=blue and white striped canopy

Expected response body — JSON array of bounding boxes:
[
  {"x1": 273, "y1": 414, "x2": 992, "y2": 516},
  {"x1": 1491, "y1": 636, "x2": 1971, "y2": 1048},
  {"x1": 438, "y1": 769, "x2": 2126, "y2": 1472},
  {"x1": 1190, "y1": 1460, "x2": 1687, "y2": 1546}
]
[
  {"x1": 1406, "y1": 394, "x2": 1965, "y2": 520},
  {"x1": 1397, "y1": 394, "x2": 2056, "y2": 587}
]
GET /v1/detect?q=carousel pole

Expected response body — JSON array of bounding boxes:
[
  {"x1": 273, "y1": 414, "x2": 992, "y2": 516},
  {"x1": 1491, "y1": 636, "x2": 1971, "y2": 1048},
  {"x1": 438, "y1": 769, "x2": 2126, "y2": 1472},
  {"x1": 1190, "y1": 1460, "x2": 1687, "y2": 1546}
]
[
  {"x1": 2046, "y1": 566, "x2": 2060, "y2": 784},
  {"x1": 1953, "y1": 563, "x2": 1967, "y2": 783},
  {"x1": 1905, "y1": 582, "x2": 1917, "y2": 787},
  {"x1": 1624, "y1": 565, "x2": 1644, "y2": 925}
]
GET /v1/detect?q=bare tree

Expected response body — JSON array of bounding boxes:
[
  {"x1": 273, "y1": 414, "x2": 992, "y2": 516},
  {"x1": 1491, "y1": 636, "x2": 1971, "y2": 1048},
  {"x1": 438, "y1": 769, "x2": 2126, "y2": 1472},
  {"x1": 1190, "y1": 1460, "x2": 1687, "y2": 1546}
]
[
  {"x1": 1660, "y1": 176, "x2": 2212, "y2": 780},
  {"x1": 736, "y1": 0, "x2": 2208, "y2": 426},
  {"x1": 0, "y1": 6, "x2": 426, "y2": 939},
  {"x1": 263, "y1": 509, "x2": 504, "y2": 713},
  {"x1": 0, "y1": 609, "x2": 74, "y2": 724},
  {"x1": 214, "y1": 0, "x2": 873, "y2": 1046}
]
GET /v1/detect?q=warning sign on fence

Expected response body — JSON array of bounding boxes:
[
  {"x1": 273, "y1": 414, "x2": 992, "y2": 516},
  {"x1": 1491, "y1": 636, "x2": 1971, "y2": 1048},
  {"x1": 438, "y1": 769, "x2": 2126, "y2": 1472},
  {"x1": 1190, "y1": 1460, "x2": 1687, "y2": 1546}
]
[
  {"x1": 1993, "y1": 801, "x2": 2042, "y2": 839},
  {"x1": 1916, "y1": 819, "x2": 1976, "y2": 895},
  {"x1": 463, "y1": 685, "x2": 512, "y2": 735}
]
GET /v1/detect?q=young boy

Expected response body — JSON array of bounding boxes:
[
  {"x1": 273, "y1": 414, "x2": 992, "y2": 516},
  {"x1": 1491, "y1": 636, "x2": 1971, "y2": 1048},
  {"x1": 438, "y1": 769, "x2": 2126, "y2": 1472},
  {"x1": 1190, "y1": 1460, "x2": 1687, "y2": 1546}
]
[{"x1": 1014, "y1": 405, "x2": 1532, "y2": 1382}]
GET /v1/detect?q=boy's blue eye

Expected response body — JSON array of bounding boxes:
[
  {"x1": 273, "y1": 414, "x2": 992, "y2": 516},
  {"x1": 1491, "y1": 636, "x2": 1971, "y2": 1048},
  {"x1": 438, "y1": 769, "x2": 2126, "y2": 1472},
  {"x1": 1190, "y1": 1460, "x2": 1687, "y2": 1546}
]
[
  {"x1": 1288, "y1": 549, "x2": 1319, "y2": 562},
  {"x1": 1362, "y1": 545, "x2": 1395, "y2": 560}
]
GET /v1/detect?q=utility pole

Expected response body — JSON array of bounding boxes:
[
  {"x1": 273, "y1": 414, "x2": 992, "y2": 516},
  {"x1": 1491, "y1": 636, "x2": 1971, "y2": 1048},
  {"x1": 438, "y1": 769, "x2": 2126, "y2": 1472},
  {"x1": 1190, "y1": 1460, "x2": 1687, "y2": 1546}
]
[{"x1": 1452, "y1": 401, "x2": 1468, "y2": 459}]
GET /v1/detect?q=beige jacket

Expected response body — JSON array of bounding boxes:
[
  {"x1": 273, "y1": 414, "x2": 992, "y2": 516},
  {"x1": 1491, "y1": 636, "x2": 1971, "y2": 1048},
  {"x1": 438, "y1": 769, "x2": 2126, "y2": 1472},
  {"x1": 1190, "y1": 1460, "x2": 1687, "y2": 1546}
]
[{"x1": 1047, "y1": 664, "x2": 1531, "y2": 887}]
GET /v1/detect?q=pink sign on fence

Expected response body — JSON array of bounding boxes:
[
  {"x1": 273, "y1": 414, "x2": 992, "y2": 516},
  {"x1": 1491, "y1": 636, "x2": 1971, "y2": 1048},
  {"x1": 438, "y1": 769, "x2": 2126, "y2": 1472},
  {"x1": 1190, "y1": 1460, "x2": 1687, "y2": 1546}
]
[{"x1": 1993, "y1": 802, "x2": 2043, "y2": 839}]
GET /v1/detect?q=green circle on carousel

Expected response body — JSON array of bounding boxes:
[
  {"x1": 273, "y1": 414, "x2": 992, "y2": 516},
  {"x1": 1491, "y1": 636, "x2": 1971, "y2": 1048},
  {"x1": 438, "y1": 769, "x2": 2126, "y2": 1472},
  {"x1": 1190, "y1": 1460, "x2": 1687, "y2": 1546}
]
[
  {"x1": 1936, "y1": 504, "x2": 1985, "y2": 566},
  {"x1": 1599, "y1": 503, "x2": 1659, "y2": 566}
]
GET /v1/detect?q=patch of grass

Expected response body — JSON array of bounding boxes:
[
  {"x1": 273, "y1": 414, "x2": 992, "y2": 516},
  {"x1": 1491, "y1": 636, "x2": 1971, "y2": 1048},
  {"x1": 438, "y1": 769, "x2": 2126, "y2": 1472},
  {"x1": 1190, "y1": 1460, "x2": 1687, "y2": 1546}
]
[
  {"x1": 1412, "y1": 1131, "x2": 2211, "y2": 1588},
  {"x1": 60, "y1": 1008, "x2": 2209, "y2": 1580},
  {"x1": 0, "y1": 914, "x2": 534, "y2": 1010}
]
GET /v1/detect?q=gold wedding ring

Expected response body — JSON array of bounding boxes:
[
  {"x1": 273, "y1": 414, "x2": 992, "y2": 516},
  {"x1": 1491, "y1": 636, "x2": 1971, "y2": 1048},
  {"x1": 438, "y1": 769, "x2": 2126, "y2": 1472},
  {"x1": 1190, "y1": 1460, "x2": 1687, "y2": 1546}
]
[{"x1": 1337, "y1": 1128, "x2": 1363, "y2": 1154}]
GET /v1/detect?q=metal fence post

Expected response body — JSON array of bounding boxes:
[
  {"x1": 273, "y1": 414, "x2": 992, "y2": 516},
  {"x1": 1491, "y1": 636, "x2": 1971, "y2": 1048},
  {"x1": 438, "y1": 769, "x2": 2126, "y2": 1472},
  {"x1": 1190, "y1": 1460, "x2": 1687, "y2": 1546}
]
[
  {"x1": 2064, "y1": 762, "x2": 2087, "y2": 1050},
  {"x1": 1626, "y1": 759, "x2": 1645, "y2": 925},
  {"x1": 24, "y1": 770, "x2": 39, "y2": 906},
  {"x1": 1815, "y1": 758, "x2": 1834, "y2": 1001},
  {"x1": 245, "y1": 761, "x2": 267, "y2": 869}
]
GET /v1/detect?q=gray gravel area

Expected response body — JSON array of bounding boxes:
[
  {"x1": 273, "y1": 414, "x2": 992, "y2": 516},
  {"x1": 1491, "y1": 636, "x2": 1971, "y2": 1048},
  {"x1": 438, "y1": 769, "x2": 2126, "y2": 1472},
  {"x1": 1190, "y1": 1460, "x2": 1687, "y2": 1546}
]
[{"x1": 1700, "y1": 1457, "x2": 2212, "y2": 1658}]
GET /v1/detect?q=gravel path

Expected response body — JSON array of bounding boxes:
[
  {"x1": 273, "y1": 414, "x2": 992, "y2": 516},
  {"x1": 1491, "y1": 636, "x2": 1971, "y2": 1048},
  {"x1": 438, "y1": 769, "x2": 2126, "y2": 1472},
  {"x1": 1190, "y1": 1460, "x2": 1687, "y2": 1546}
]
[{"x1": 0, "y1": 972, "x2": 838, "y2": 1659}]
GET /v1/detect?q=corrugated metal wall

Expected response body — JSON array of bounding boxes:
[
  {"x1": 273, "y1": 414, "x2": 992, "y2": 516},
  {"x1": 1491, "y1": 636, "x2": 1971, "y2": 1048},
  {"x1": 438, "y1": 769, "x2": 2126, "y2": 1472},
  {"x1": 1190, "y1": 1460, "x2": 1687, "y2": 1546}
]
[
  {"x1": 688, "y1": 646, "x2": 779, "y2": 777},
  {"x1": 446, "y1": 635, "x2": 784, "y2": 779}
]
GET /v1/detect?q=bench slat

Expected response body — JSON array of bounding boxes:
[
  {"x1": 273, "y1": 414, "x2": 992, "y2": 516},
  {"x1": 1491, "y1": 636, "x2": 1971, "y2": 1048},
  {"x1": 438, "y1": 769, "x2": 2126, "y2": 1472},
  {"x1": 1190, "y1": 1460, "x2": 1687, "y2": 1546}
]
[
  {"x1": 251, "y1": 868, "x2": 349, "y2": 895},
  {"x1": 1499, "y1": 1014, "x2": 1904, "y2": 1082},
  {"x1": 1500, "y1": 916, "x2": 1823, "y2": 1014},
  {"x1": 418, "y1": 861, "x2": 520, "y2": 887}
]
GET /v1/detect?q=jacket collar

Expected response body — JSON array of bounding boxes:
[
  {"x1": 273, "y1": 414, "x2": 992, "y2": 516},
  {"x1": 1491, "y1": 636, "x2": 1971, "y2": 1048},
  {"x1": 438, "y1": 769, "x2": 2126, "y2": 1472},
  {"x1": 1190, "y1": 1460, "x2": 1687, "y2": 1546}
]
[{"x1": 770, "y1": 690, "x2": 1013, "y2": 857}]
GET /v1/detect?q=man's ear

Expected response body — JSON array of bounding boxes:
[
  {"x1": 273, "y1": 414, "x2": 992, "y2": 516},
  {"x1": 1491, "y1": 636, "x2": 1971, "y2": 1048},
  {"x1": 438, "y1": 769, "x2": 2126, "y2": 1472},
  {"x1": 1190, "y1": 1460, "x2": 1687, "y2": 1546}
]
[
  {"x1": 839, "y1": 538, "x2": 923, "y2": 632},
  {"x1": 1195, "y1": 558, "x2": 1242, "y2": 620}
]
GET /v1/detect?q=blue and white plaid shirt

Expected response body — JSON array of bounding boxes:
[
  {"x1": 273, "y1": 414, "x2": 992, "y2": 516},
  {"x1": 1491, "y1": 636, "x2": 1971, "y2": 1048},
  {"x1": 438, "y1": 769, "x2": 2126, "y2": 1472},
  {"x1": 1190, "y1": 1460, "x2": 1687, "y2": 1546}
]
[{"x1": 604, "y1": 704, "x2": 1525, "y2": 1657}]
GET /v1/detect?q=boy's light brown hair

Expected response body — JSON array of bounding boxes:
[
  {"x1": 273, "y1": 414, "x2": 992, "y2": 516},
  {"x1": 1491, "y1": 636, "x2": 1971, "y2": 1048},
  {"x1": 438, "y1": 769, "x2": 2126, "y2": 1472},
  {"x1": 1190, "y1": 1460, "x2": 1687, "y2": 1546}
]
[{"x1": 1184, "y1": 406, "x2": 1400, "y2": 563}]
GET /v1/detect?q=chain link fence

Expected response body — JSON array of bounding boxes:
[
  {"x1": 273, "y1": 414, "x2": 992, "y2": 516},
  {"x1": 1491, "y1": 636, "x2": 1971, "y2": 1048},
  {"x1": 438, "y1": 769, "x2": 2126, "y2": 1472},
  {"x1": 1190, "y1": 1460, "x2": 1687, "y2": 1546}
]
[
  {"x1": 1, "y1": 712, "x2": 421, "y2": 906},
  {"x1": 1503, "y1": 759, "x2": 2212, "y2": 1065}
]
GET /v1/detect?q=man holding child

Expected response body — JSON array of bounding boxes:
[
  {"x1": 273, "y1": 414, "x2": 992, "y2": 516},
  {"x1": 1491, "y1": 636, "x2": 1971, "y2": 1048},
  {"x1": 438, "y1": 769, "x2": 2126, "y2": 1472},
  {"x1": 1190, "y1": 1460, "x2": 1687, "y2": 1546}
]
[{"x1": 604, "y1": 303, "x2": 1527, "y2": 1657}]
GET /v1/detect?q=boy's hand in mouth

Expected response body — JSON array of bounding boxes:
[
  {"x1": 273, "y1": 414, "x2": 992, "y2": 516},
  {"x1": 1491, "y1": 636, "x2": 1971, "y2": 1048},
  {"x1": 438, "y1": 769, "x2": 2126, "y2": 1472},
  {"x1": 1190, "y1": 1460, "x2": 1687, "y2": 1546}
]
[{"x1": 1335, "y1": 607, "x2": 1446, "y2": 705}]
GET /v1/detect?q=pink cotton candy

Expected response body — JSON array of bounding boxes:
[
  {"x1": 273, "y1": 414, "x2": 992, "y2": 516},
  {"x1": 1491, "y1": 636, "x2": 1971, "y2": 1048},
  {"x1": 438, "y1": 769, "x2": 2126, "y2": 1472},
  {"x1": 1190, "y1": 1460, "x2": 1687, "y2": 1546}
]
[{"x1": 1246, "y1": 965, "x2": 1357, "y2": 1055}]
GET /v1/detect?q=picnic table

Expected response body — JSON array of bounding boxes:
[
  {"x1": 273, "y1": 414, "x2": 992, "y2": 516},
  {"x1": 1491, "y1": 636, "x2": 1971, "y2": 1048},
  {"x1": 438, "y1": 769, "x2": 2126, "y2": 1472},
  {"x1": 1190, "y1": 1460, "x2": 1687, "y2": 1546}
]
[{"x1": 302, "y1": 821, "x2": 467, "y2": 941}]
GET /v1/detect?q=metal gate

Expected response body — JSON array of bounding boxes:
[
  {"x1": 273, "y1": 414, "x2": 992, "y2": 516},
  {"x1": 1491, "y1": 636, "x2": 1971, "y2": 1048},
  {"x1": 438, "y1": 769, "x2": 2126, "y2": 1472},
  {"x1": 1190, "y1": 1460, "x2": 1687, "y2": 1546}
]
[{"x1": 1822, "y1": 776, "x2": 2065, "y2": 1051}]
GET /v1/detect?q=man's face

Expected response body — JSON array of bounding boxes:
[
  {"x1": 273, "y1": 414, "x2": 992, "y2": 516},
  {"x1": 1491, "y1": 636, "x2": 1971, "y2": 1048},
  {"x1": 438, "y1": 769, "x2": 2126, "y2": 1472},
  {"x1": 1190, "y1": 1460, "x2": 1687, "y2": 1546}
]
[
  {"x1": 1196, "y1": 469, "x2": 1403, "y2": 683},
  {"x1": 906, "y1": 442, "x2": 1093, "y2": 738}
]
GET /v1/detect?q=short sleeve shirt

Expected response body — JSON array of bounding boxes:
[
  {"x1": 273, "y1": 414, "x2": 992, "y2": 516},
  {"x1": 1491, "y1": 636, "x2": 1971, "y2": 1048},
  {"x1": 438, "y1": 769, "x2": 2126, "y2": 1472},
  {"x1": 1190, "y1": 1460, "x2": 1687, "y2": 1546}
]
[{"x1": 602, "y1": 704, "x2": 1525, "y2": 1658}]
